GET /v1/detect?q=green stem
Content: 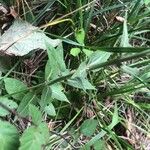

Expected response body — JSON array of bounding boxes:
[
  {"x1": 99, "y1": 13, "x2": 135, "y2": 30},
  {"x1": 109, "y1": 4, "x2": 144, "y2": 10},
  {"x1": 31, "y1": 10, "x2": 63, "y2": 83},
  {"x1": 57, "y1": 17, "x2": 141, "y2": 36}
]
[{"x1": 3, "y1": 49, "x2": 150, "y2": 97}]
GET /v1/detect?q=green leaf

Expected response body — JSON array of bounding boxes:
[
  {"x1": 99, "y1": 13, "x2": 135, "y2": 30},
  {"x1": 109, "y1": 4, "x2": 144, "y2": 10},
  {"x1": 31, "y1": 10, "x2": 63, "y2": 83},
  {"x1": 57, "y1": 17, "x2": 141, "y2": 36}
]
[
  {"x1": 0, "y1": 97, "x2": 18, "y2": 117},
  {"x1": 45, "y1": 44, "x2": 67, "y2": 81},
  {"x1": 45, "y1": 60, "x2": 53, "y2": 81},
  {"x1": 67, "y1": 77, "x2": 95, "y2": 90},
  {"x1": 4, "y1": 78, "x2": 28, "y2": 100},
  {"x1": 120, "y1": 12, "x2": 131, "y2": 47},
  {"x1": 138, "y1": 103, "x2": 150, "y2": 110},
  {"x1": 141, "y1": 72, "x2": 150, "y2": 81},
  {"x1": 83, "y1": 49, "x2": 93, "y2": 57},
  {"x1": 19, "y1": 123, "x2": 49, "y2": 150},
  {"x1": 108, "y1": 103, "x2": 119, "y2": 129},
  {"x1": 68, "y1": 62, "x2": 95, "y2": 90},
  {"x1": 87, "y1": 51, "x2": 111, "y2": 70},
  {"x1": 70, "y1": 48, "x2": 81, "y2": 57},
  {"x1": 0, "y1": 19, "x2": 61, "y2": 56},
  {"x1": 80, "y1": 119, "x2": 98, "y2": 137},
  {"x1": 44, "y1": 103, "x2": 56, "y2": 116},
  {"x1": 122, "y1": 65, "x2": 139, "y2": 77},
  {"x1": 144, "y1": 0, "x2": 150, "y2": 5},
  {"x1": 0, "y1": 121, "x2": 19, "y2": 150},
  {"x1": 93, "y1": 140, "x2": 106, "y2": 150},
  {"x1": 75, "y1": 28, "x2": 85, "y2": 45},
  {"x1": 72, "y1": 62, "x2": 87, "y2": 78},
  {"x1": 17, "y1": 92, "x2": 37, "y2": 117},
  {"x1": 85, "y1": 104, "x2": 119, "y2": 147},
  {"x1": 29, "y1": 104, "x2": 42, "y2": 125},
  {"x1": 51, "y1": 84, "x2": 69, "y2": 103},
  {"x1": 40, "y1": 86, "x2": 52, "y2": 110}
]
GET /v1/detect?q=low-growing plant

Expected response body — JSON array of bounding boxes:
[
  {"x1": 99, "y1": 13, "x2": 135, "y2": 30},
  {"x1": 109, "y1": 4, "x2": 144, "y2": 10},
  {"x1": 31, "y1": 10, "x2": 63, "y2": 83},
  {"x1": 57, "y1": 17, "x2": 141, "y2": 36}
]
[{"x1": 0, "y1": 0, "x2": 149, "y2": 149}]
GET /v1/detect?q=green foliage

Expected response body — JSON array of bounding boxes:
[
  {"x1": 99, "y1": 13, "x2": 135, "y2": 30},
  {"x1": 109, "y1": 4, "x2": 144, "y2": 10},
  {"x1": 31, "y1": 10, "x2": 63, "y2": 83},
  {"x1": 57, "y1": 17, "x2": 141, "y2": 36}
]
[
  {"x1": 4, "y1": 78, "x2": 28, "y2": 100},
  {"x1": 40, "y1": 86, "x2": 52, "y2": 110},
  {"x1": 17, "y1": 92, "x2": 37, "y2": 117},
  {"x1": 29, "y1": 104, "x2": 42, "y2": 125},
  {"x1": 44, "y1": 103, "x2": 56, "y2": 116},
  {"x1": 70, "y1": 48, "x2": 81, "y2": 57},
  {"x1": 144, "y1": 0, "x2": 150, "y2": 5},
  {"x1": 80, "y1": 119, "x2": 98, "y2": 137},
  {"x1": 0, "y1": 97, "x2": 18, "y2": 116},
  {"x1": 0, "y1": 121, "x2": 19, "y2": 150},
  {"x1": 0, "y1": 0, "x2": 149, "y2": 149},
  {"x1": 51, "y1": 83, "x2": 69, "y2": 103},
  {"x1": 75, "y1": 28, "x2": 85, "y2": 45},
  {"x1": 19, "y1": 123, "x2": 49, "y2": 150}
]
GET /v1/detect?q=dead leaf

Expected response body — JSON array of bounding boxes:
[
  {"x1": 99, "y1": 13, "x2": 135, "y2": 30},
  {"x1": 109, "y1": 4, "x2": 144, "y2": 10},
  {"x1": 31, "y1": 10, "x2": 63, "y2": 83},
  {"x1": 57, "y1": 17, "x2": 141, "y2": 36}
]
[
  {"x1": 0, "y1": 19, "x2": 61, "y2": 56},
  {"x1": 115, "y1": 16, "x2": 125, "y2": 23}
]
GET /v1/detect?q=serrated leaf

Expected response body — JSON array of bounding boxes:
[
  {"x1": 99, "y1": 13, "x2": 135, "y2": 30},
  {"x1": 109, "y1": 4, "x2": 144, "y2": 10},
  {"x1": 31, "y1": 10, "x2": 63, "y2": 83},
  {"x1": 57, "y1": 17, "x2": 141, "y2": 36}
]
[
  {"x1": 19, "y1": 123, "x2": 49, "y2": 150},
  {"x1": 0, "y1": 19, "x2": 61, "y2": 56},
  {"x1": 40, "y1": 86, "x2": 52, "y2": 110},
  {"x1": 80, "y1": 119, "x2": 98, "y2": 137},
  {"x1": 17, "y1": 92, "x2": 37, "y2": 117},
  {"x1": 29, "y1": 104, "x2": 42, "y2": 125},
  {"x1": 0, "y1": 97, "x2": 18, "y2": 117},
  {"x1": 70, "y1": 48, "x2": 81, "y2": 57},
  {"x1": 51, "y1": 84, "x2": 69, "y2": 103},
  {"x1": 44, "y1": 103, "x2": 56, "y2": 116},
  {"x1": 4, "y1": 78, "x2": 28, "y2": 100},
  {"x1": 75, "y1": 28, "x2": 85, "y2": 45},
  {"x1": 0, "y1": 121, "x2": 19, "y2": 150}
]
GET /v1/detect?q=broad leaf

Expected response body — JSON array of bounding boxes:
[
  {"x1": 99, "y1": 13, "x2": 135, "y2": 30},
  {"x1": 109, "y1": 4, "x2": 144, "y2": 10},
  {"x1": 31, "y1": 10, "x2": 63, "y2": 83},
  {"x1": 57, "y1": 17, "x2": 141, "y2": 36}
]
[
  {"x1": 0, "y1": 19, "x2": 61, "y2": 56},
  {"x1": 45, "y1": 44, "x2": 67, "y2": 81},
  {"x1": 44, "y1": 103, "x2": 56, "y2": 116},
  {"x1": 4, "y1": 78, "x2": 28, "y2": 100},
  {"x1": 40, "y1": 86, "x2": 52, "y2": 110},
  {"x1": 51, "y1": 84, "x2": 69, "y2": 103},
  {"x1": 19, "y1": 123, "x2": 49, "y2": 150},
  {"x1": 29, "y1": 104, "x2": 42, "y2": 125},
  {"x1": 67, "y1": 77, "x2": 95, "y2": 90},
  {"x1": 80, "y1": 119, "x2": 98, "y2": 137},
  {"x1": 68, "y1": 62, "x2": 95, "y2": 90},
  {"x1": 72, "y1": 62, "x2": 87, "y2": 78},
  {"x1": 87, "y1": 51, "x2": 111, "y2": 70},
  {"x1": 0, "y1": 121, "x2": 19, "y2": 150},
  {"x1": 93, "y1": 140, "x2": 106, "y2": 150},
  {"x1": 17, "y1": 92, "x2": 37, "y2": 117},
  {"x1": 70, "y1": 48, "x2": 81, "y2": 57},
  {"x1": 83, "y1": 49, "x2": 93, "y2": 57},
  {"x1": 0, "y1": 97, "x2": 18, "y2": 117},
  {"x1": 75, "y1": 28, "x2": 85, "y2": 45}
]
